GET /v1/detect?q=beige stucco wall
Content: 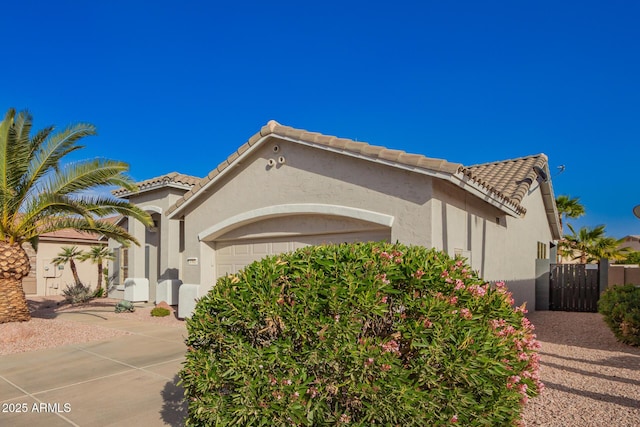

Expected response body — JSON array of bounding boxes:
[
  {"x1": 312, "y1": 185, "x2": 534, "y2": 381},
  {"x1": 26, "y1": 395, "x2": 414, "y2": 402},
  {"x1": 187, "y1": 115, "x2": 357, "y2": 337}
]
[
  {"x1": 179, "y1": 138, "x2": 435, "y2": 285},
  {"x1": 117, "y1": 137, "x2": 555, "y2": 312},
  {"x1": 431, "y1": 178, "x2": 554, "y2": 309},
  {"x1": 109, "y1": 187, "x2": 188, "y2": 300},
  {"x1": 35, "y1": 240, "x2": 105, "y2": 296}
]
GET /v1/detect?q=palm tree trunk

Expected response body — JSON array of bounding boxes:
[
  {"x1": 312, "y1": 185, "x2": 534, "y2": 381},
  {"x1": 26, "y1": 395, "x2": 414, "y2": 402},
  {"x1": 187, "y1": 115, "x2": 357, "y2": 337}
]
[
  {"x1": 69, "y1": 259, "x2": 81, "y2": 285},
  {"x1": 0, "y1": 241, "x2": 32, "y2": 323},
  {"x1": 0, "y1": 278, "x2": 31, "y2": 322},
  {"x1": 97, "y1": 263, "x2": 103, "y2": 292}
]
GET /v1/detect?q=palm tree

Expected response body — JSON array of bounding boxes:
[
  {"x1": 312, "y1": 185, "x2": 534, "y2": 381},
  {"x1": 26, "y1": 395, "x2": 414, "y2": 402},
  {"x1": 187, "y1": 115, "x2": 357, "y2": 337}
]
[
  {"x1": 560, "y1": 224, "x2": 629, "y2": 263},
  {"x1": 0, "y1": 108, "x2": 152, "y2": 323},
  {"x1": 52, "y1": 246, "x2": 84, "y2": 286},
  {"x1": 555, "y1": 195, "x2": 585, "y2": 232},
  {"x1": 79, "y1": 245, "x2": 114, "y2": 295},
  {"x1": 590, "y1": 236, "x2": 630, "y2": 263}
]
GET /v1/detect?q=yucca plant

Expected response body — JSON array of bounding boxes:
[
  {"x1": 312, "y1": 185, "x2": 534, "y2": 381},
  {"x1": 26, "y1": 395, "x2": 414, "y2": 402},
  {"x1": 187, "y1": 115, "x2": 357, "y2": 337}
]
[{"x1": 0, "y1": 108, "x2": 152, "y2": 323}]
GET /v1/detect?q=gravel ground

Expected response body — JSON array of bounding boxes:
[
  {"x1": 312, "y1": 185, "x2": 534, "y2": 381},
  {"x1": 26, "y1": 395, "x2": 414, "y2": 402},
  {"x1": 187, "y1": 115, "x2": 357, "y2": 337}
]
[
  {"x1": 521, "y1": 311, "x2": 640, "y2": 427},
  {"x1": 1, "y1": 299, "x2": 638, "y2": 425},
  {"x1": 0, "y1": 296, "x2": 184, "y2": 355}
]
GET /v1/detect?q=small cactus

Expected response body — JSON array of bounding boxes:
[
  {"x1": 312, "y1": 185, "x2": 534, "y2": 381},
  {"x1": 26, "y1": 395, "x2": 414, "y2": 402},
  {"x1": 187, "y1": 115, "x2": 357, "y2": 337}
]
[{"x1": 115, "y1": 300, "x2": 135, "y2": 313}]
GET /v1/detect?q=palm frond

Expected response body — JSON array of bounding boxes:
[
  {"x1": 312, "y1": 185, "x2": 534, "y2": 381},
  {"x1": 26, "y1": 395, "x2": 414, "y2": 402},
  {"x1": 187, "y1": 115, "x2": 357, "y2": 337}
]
[
  {"x1": 21, "y1": 123, "x2": 96, "y2": 201},
  {"x1": 45, "y1": 159, "x2": 131, "y2": 196},
  {"x1": 41, "y1": 217, "x2": 141, "y2": 246}
]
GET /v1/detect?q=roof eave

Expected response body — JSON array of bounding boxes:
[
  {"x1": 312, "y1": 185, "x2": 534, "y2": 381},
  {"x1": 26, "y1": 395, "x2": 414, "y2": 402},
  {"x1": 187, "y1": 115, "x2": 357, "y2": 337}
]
[
  {"x1": 113, "y1": 182, "x2": 195, "y2": 198},
  {"x1": 539, "y1": 175, "x2": 562, "y2": 240}
]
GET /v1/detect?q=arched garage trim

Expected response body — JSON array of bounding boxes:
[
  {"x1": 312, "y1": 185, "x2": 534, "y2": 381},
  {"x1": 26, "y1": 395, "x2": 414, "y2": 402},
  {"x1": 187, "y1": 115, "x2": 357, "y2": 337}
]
[{"x1": 198, "y1": 203, "x2": 395, "y2": 241}]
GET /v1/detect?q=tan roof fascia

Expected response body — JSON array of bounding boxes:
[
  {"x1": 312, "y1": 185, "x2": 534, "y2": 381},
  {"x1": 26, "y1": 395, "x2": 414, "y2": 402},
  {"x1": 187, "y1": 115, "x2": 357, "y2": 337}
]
[{"x1": 538, "y1": 167, "x2": 562, "y2": 240}]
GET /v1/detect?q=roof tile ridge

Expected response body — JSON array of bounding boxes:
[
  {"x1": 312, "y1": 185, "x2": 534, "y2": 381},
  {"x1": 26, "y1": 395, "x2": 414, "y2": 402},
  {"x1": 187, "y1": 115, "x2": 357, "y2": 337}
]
[{"x1": 467, "y1": 153, "x2": 546, "y2": 169}]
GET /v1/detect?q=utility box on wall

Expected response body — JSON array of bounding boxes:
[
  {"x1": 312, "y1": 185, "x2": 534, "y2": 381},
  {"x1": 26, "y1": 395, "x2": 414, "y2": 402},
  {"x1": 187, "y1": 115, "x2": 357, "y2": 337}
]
[{"x1": 42, "y1": 261, "x2": 57, "y2": 278}]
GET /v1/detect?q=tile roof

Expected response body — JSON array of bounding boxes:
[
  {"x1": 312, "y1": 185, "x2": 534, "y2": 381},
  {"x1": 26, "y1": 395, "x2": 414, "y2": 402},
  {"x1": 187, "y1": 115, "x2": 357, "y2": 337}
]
[
  {"x1": 165, "y1": 121, "x2": 555, "y2": 225},
  {"x1": 463, "y1": 154, "x2": 548, "y2": 205},
  {"x1": 39, "y1": 228, "x2": 103, "y2": 242},
  {"x1": 113, "y1": 172, "x2": 201, "y2": 197}
]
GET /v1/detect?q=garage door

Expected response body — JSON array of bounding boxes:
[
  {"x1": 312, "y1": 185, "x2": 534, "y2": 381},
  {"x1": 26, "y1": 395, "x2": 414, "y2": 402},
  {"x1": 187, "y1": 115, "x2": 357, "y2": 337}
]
[{"x1": 215, "y1": 229, "x2": 390, "y2": 278}]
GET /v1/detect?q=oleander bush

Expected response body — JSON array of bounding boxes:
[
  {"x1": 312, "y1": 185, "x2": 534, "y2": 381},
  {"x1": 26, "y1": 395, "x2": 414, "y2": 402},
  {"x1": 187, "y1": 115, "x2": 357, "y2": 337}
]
[
  {"x1": 180, "y1": 242, "x2": 542, "y2": 426},
  {"x1": 151, "y1": 307, "x2": 171, "y2": 317},
  {"x1": 62, "y1": 283, "x2": 95, "y2": 304},
  {"x1": 114, "y1": 300, "x2": 135, "y2": 313},
  {"x1": 598, "y1": 284, "x2": 640, "y2": 346}
]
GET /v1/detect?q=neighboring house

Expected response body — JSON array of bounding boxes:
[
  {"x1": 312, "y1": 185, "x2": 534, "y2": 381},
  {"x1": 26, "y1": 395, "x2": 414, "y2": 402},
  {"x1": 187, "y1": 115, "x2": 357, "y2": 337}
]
[
  {"x1": 22, "y1": 229, "x2": 107, "y2": 296},
  {"x1": 110, "y1": 121, "x2": 561, "y2": 310},
  {"x1": 619, "y1": 235, "x2": 640, "y2": 252}
]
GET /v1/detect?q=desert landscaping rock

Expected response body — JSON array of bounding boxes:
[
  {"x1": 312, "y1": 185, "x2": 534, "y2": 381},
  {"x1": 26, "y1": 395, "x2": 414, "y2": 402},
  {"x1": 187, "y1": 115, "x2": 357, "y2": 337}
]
[{"x1": 522, "y1": 311, "x2": 640, "y2": 427}]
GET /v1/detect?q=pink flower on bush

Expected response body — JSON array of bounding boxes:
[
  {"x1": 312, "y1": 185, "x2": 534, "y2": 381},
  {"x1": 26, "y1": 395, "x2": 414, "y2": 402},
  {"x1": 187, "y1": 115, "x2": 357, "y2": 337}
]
[
  {"x1": 451, "y1": 414, "x2": 459, "y2": 423},
  {"x1": 381, "y1": 340, "x2": 401, "y2": 355},
  {"x1": 449, "y1": 296, "x2": 458, "y2": 305},
  {"x1": 365, "y1": 357, "x2": 375, "y2": 366},
  {"x1": 468, "y1": 284, "x2": 487, "y2": 297},
  {"x1": 441, "y1": 270, "x2": 449, "y2": 278},
  {"x1": 381, "y1": 296, "x2": 388, "y2": 304},
  {"x1": 454, "y1": 279, "x2": 465, "y2": 291},
  {"x1": 515, "y1": 304, "x2": 528, "y2": 314},
  {"x1": 460, "y1": 308, "x2": 472, "y2": 320},
  {"x1": 376, "y1": 273, "x2": 390, "y2": 284},
  {"x1": 412, "y1": 270, "x2": 425, "y2": 279},
  {"x1": 380, "y1": 364, "x2": 391, "y2": 371},
  {"x1": 306, "y1": 386, "x2": 318, "y2": 398}
]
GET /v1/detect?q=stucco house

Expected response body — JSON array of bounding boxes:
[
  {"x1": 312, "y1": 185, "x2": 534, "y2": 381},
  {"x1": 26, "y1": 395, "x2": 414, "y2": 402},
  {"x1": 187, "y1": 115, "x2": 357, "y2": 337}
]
[{"x1": 109, "y1": 121, "x2": 561, "y2": 311}]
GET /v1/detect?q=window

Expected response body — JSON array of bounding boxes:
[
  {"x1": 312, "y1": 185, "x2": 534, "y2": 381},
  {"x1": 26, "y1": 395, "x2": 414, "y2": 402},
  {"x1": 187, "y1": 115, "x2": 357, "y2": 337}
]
[
  {"x1": 120, "y1": 247, "x2": 129, "y2": 284},
  {"x1": 537, "y1": 242, "x2": 547, "y2": 259}
]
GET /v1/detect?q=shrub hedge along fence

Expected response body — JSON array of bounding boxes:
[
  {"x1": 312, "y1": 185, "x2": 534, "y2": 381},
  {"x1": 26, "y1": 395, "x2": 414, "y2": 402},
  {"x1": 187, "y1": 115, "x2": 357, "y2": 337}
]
[{"x1": 180, "y1": 242, "x2": 542, "y2": 426}]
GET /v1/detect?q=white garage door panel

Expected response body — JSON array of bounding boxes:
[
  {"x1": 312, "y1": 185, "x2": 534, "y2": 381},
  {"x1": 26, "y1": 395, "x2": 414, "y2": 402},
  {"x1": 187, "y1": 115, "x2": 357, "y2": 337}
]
[{"x1": 215, "y1": 229, "x2": 389, "y2": 278}]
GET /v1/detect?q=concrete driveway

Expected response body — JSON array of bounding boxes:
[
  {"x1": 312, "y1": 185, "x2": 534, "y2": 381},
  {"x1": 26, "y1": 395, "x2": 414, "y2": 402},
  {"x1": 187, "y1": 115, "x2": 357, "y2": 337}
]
[{"x1": 0, "y1": 309, "x2": 188, "y2": 426}]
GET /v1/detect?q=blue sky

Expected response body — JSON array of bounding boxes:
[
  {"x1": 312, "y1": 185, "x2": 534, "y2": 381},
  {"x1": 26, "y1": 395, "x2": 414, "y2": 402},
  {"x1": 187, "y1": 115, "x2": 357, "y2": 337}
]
[{"x1": 2, "y1": 0, "x2": 639, "y2": 237}]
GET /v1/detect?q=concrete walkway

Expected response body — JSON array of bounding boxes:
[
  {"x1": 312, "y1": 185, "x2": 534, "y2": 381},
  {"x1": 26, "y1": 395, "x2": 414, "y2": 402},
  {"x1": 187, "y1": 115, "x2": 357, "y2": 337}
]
[{"x1": 0, "y1": 308, "x2": 188, "y2": 426}]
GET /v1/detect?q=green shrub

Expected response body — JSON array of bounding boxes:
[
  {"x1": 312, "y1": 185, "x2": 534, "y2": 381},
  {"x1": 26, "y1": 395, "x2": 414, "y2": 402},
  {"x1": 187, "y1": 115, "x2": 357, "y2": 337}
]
[
  {"x1": 151, "y1": 307, "x2": 171, "y2": 317},
  {"x1": 114, "y1": 300, "x2": 135, "y2": 313},
  {"x1": 180, "y1": 242, "x2": 542, "y2": 426},
  {"x1": 598, "y1": 284, "x2": 640, "y2": 346},
  {"x1": 93, "y1": 287, "x2": 105, "y2": 298},
  {"x1": 62, "y1": 283, "x2": 94, "y2": 304}
]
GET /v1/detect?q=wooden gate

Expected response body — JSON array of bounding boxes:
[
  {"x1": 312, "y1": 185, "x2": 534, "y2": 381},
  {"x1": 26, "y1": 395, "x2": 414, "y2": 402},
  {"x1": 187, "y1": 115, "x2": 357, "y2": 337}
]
[{"x1": 549, "y1": 264, "x2": 600, "y2": 312}]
